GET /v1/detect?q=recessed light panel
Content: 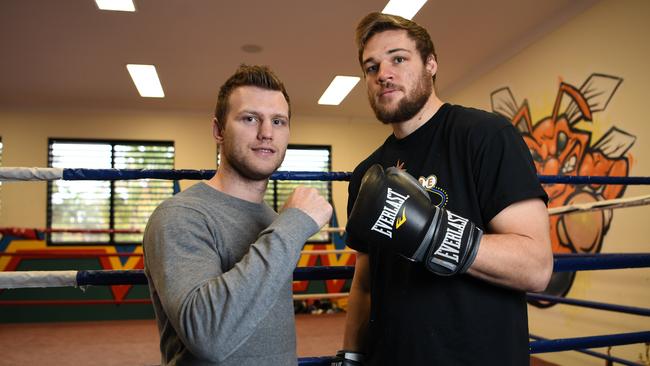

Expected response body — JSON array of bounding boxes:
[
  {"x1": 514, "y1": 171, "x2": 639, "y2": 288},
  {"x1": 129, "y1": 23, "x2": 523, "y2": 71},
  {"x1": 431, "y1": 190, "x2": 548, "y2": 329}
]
[
  {"x1": 95, "y1": 0, "x2": 136, "y2": 12},
  {"x1": 381, "y1": 0, "x2": 427, "y2": 20},
  {"x1": 126, "y1": 64, "x2": 165, "y2": 98},
  {"x1": 318, "y1": 76, "x2": 360, "y2": 105}
]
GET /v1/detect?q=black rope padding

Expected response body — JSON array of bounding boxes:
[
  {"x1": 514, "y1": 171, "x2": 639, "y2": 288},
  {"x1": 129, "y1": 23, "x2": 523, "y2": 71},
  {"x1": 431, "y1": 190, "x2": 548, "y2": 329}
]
[
  {"x1": 292, "y1": 266, "x2": 355, "y2": 281},
  {"x1": 76, "y1": 269, "x2": 148, "y2": 286}
]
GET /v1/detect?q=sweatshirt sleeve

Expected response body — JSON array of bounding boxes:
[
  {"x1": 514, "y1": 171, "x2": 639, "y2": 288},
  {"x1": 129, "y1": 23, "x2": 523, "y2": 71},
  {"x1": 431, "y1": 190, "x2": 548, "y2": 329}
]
[{"x1": 144, "y1": 205, "x2": 318, "y2": 362}]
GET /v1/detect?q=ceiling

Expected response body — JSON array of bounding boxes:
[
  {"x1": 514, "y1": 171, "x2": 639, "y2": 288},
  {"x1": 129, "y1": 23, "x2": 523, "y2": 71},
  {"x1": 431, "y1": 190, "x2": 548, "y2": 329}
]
[{"x1": 0, "y1": 0, "x2": 598, "y2": 120}]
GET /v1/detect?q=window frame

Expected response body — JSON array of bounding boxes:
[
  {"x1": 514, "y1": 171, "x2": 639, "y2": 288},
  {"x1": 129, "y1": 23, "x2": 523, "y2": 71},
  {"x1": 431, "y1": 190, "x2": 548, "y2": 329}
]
[
  {"x1": 265, "y1": 144, "x2": 332, "y2": 243},
  {"x1": 46, "y1": 138, "x2": 175, "y2": 246}
]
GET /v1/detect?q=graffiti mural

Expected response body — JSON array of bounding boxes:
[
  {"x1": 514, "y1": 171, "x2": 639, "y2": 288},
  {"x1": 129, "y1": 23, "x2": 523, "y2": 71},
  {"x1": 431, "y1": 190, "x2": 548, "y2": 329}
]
[{"x1": 491, "y1": 73, "x2": 636, "y2": 305}]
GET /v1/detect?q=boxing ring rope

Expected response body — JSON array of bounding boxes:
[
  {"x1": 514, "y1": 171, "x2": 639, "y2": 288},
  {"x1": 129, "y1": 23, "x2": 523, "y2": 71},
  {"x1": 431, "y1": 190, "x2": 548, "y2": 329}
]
[
  {"x1": 529, "y1": 331, "x2": 650, "y2": 354},
  {"x1": 2, "y1": 167, "x2": 650, "y2": 364},
  {"x1": 529, "y1": 333, "x2": 650, "y2": 366},
  {"x1": 0, "y1": 167, "x2": 352, "y2": 182},
  {"x1": 3, "y1": 252, "x2": 648, "y2": 270},
  {"x1": 1, "y1": 254, "x2": 649, "y2": 289},
  {"x1": 553, "y1": 253, "x2": 650, "y2": 272},
  {"x1": 0, "y1": 249, "x2": 356, "y2": 258},
  {"x1": 526, "y1": 293, "x2": 650, "y2": 317},
  {"x1": 3, "y1": 166, "x2": 650, "y2": 184}
]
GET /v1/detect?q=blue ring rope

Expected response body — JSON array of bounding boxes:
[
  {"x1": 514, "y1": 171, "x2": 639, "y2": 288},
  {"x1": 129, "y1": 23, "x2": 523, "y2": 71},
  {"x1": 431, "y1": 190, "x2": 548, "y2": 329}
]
[
  {"x1": 527, "y1": 293, "x2": 650, "y2": 317},
  {"x1": 76, "y1": 270, "x2": 148, "y2": 286},
  {"x1": 75, "y1": 266, "x2": 355, "y2": 286},
  {"x1": 62, "y1": 169, "x2": 352, "y2": 181},
  {"x1": 539, "y1": 175, "x2": 650, "y2": 185},
  {"x1": 73, "y1": 254, "x2": 649, "y2": 286},
  {"x1": 297, "y1": 357, "x2": 335, "y2": 366},
  {"x1": 553, "y1": 253, "x2": 650, "y2": 272},
  {"x1": 59, "y1": 168, "x2": 650, "y2": 185},
  {"x1": 73, "y1": 267, "x2": 650, "y2": 317},
  {"x1": 529, "y1": 334, "x2": 643, "y2": 366},
  {"x1": 529, "y1": 331, "x2": 650, "y2": 354},
  {"x1": 292, "y1": 266, "x2": 355, "y2": 281}
]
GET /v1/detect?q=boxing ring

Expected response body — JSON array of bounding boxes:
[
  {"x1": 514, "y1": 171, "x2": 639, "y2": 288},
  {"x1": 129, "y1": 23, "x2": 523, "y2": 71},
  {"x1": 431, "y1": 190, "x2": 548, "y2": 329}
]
[{"x1": 1, "y1": 167, "x2": 649, "y2": 365}]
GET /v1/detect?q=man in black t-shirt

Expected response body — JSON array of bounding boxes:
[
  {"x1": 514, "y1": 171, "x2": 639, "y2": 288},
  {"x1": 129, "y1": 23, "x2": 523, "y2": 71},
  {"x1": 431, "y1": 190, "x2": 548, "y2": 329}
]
[{"x1": 335, "y1": 13, "x2": 553, "y2": 366}]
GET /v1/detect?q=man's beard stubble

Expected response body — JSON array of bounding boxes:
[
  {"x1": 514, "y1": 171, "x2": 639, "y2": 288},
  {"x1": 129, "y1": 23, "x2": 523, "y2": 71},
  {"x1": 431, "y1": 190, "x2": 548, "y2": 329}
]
[
  {"x1": 369, "y1": 71, "x2": 433, "y2": 124},
  {"x1": 221, "y1": 142, "x2": 286, "y2": 182}
]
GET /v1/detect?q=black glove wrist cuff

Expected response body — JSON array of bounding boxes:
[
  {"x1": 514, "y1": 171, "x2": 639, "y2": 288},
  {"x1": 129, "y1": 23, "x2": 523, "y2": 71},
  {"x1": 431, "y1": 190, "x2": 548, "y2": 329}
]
[{"x1": 336, "y1": 350, "x2": 365, "y2": 362}]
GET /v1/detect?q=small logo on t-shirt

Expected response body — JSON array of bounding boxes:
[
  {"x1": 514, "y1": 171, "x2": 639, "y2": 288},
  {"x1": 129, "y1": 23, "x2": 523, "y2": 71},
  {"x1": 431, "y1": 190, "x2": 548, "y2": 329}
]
[
  {"x1": 419, "y1": 174, "x2": 448, "y2": 208},
  {"x1": 419, "y1": 174, "x2": 437, "y2": 189}
]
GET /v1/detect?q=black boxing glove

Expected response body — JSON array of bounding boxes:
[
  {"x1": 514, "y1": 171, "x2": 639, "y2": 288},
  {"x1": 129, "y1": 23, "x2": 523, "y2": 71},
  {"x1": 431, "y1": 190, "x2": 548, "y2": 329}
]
[
  {"x1": 346, "y1": 164, "x2": 483, "y2": 276},
  {"x1": 331, "y1": 350, "x2": 365, "y2": 366}
]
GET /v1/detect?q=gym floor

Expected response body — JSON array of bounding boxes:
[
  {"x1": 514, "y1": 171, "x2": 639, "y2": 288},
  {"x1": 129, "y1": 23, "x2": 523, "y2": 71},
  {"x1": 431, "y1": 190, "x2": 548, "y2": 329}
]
[
  {"x1": 0, "y1": 313, "x2": 556, "y2": 365},
  {"x1": 0, "y1": 313, "x2": 344, "y2": 366}
]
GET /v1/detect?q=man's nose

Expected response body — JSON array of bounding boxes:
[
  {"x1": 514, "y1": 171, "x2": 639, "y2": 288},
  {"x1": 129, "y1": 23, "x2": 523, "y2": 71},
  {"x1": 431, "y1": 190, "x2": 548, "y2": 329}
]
[
  {"x1": 377, "y1": 63, "x2": 393, "y2": 84},
  {"x1": 258, "y1": 119, "x2": 273, "y2": 140}
]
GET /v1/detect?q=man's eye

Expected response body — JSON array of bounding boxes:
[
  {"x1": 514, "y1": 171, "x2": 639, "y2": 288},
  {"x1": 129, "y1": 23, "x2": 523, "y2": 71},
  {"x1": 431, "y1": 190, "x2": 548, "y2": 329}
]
[
  {"x1": 243, "y1": 116, "x2": 257, "y2": 123},
  {"x1": 366, "y1": 65, "x2": 377, "y2": 74},
  {"x1": 272, "y1": 119, "x2": 287, "y2": 126},
  {"x1": 394, "y1": 56, "x2": 405, "y2": 63}
]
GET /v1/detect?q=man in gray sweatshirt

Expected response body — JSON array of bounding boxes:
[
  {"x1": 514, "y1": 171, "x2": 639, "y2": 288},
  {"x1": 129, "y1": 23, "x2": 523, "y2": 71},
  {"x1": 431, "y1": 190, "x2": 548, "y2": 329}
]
[{"x1": 144, "y1": 64, "x2": 333, "y2": 366}]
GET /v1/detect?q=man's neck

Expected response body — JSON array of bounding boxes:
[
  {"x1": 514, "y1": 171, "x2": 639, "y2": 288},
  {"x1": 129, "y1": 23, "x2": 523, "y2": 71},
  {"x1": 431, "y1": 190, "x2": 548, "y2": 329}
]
[
  {"x1": 391, "y1": 94, "x2": 444, "y2": 139},
  {"x1": 206, "y1": 166, "x2": 268, "y2": 203}
]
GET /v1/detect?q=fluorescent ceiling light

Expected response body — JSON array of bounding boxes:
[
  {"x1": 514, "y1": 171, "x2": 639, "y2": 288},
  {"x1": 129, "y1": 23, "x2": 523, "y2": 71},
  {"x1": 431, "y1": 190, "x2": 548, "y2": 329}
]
[
  {"x1": 126, "y1": 64, "x2": 165, "y2": 98},
  {"x1": 381, "y1": 0, "x2": 427, "y2": 20},
  {"x1": 318, "y1": 76, "x2": 360, "y2": 105},
  {"x1": 95, "y1": 0, "x2": 136, "y2": 12}
]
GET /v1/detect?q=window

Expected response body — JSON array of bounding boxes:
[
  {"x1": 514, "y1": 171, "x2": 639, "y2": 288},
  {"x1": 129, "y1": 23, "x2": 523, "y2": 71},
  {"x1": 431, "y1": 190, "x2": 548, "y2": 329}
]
[
  {"x1": 264, "y1": 145, "x2": 332, "y2": 242},
  {"x1": 47, "y1": 139, "x2": 175, "y2": 245}
]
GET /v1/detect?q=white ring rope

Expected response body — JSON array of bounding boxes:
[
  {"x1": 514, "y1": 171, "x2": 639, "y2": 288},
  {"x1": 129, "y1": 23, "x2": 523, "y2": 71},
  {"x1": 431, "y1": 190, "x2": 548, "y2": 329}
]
[
  {"x1": 0, "y1": 270, "x2": 77, "y2": 289},
  {"x1": 548, "y1": 193, "x2": 650, "y2": 215},
  {"x1": 0, "y1": 167, "x2": 63, "y2": 181}
]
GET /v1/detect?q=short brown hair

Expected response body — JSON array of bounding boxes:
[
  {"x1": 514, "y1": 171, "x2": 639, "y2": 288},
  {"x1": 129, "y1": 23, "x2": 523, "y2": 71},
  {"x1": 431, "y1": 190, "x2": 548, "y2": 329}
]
[
  {"x1": 214, "y1": 64, "x2": 291, "y2": 131},
  {"x1": 355, "y1": 12, "x2": 437, "y2": 81}
]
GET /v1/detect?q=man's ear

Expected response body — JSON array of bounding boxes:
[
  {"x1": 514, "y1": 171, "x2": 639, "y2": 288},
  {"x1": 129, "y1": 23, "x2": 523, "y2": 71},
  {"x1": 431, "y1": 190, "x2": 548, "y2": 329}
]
[
  {"x1": 213, "y1": 117, "x2": 224, "y2": 143},
  {"x1": 425, "y1": 54, "x2": 437, "y2": 77}
]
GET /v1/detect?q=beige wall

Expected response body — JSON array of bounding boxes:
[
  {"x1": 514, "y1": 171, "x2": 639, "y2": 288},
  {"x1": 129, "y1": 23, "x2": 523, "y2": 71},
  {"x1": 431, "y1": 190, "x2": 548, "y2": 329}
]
[
  {"x1": 0, "y1": 107, "x2": 390, "y2": 229},
  {"x1": 2, "y1": 0, "x2": 649, "y2": 362},
  {"x1": 448, "y1": 0, "x2": 650, "y2": 363}
]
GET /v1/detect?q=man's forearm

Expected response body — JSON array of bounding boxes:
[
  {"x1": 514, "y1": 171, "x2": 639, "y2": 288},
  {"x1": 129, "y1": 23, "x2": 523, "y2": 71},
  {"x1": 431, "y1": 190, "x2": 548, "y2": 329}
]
[
  {"x1": 468, "y1": 232, "x2": 552, "y2": 292},
  {"x1": 342, "y1": 253, "x2": 371, "y2": 352},
  {"x1": 342, "y1": 289, "x2": 371, "y2": 351},
  {"x1": 467, "y1": 199, "x2": 553, "y2": 292}
]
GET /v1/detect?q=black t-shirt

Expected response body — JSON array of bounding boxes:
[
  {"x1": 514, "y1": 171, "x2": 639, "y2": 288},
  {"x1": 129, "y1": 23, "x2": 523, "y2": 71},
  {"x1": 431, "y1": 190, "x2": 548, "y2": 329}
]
[{"x1": 346, "y1": 103, "x2": 547, "y2": 365}]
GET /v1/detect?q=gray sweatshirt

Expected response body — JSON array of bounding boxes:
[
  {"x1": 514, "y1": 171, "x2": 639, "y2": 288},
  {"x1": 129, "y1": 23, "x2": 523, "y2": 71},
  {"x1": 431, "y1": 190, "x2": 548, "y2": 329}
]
[{"x1": 143, "y1": 182, "x2": 319, "y2": 365}]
